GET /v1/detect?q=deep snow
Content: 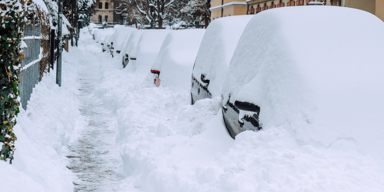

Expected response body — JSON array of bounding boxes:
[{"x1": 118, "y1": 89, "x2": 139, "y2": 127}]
[
  {"x1": 151, "y1": 29, "x2": 205, "y2": 88},
  {"x1": 3, "y1": 8, "x2": 384, "y2": 191}
]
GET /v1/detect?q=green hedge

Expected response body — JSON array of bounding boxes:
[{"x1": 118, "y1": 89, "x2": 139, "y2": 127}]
[{"x1": 0, "y1": 0, "x2": 31, "y2": 163}]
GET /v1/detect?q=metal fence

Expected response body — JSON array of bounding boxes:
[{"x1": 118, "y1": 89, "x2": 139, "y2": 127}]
[{"x1": 19, "y1": 24, "x2": 42, "y2": 110}]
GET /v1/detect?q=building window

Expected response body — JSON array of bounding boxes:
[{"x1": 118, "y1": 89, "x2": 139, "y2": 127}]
[
  {"x1": 105, "y1": 15, "x2": 108, "y2": 22},
  {"x1": 98, "y1": 15, "x2": 102, "y2": 23},
  {"x1": 105, "y1": 2, "x2": 109, "y2": 9},
  {"x1": 99, "y1": 2, "x2": 102, "y2": 9}
]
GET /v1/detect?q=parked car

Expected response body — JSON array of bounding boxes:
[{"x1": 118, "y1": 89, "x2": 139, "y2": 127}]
[
  {"x1": 190, "y1": 16, "x2": 253, "y2": 104},
  {"x1": 150, "y1": 30, "x2": 205, "y2": 88},
  {"x1": 134, "y1": 30, "x2": 171, "y2": 74},
  {"x1": 94, "y1": 28, "x2": 114, "y2": 44},
  {"x1": 102, "y1": 33, "x2": 113, "y2": 52},
  {"x1": 110, "y1": 27, "x2": 137, "y2": 57},
  {"x1": 221, "y1": 6, "x2": 384, "y2": 139},
  {"x1": 121, "y1": 30, "x2": 145, "y2": 68}
]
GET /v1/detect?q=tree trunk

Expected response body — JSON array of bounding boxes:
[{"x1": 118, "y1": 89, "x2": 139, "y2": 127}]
[
  {"x1": 158, "y1": 17, "x2": 163, "y2": 29},
  {"x1": 204, "y1": 13, "x2": 208, "y2": 28}
]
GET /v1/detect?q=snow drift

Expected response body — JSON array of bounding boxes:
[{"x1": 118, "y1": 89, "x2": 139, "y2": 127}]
[
  {"x1": 0, "y1": 47, "x2": 84, "y2": 191},
  {"x1": 151, "y1": 29, "x2": 205, "y2": 88}
]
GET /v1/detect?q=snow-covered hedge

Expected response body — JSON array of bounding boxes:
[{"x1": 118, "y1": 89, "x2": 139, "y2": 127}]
[{"x1": 0, "y1": 0, "x2": 31, "y2": 163}]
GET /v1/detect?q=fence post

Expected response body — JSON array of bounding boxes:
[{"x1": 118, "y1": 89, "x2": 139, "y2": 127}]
[
  {"x1": 57, "y1": 0, "x2": 63, "y2": 87},
  {"x1": 50, "y1": 29, "x2": 55, "y2": 69}
]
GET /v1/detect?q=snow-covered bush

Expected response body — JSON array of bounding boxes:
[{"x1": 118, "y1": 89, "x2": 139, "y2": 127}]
[{"x1": 0, "y1": 0, "x2": 31, "y2": 163}]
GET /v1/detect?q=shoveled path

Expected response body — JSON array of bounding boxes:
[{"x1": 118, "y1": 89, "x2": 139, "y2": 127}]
[{"x1": 64, "y1": 37, "x2": 126, "y2": 192}]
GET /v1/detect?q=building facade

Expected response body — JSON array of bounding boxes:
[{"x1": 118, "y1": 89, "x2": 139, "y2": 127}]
[
  {"x1": 210, "y1": 0, "x2": 248, "y2": 21},
  {"x1": 91, "y1": 0, "x2": 124, "y2": 24},
  {"x1": 247, "y1": 0, "x2": 384, "y2": 21}
]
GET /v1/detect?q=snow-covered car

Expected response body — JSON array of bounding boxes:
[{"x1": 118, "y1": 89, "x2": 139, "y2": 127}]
[
  {"x1": 190, "y1": 16, "x2": 253, "y2": 104},
  {"x1": 150, "y1": 29, "x2": 205, "y2": 88},
  {"x1": 94, "y1": 28, "x2": 114, "y2": 44},
  {"x1": 102, "y1": 33, "x2": 113, "y2": 52},
  {"x1": 133, "y1": 30, "x2": 171, "y2": 74},
  {"x1": 121, "y1": 30, "x2": 145, "y2": 68},
  {"x1": 109, "y1": 27, "x2": 137, "y2": 57},
  {"x1": 221, "y1": 6, "x2": 384, "y2": 139}
]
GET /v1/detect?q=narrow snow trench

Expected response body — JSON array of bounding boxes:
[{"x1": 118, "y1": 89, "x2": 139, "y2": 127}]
[{"x1": 64, "y1": 40, "x2": 126, "y2": 192}]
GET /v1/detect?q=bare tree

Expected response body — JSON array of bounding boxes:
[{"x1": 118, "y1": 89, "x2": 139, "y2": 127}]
[
  {"x1": 180, "y1": 0, "x2": 210, "y2": 28},
  {"x1": 134, "y1": 0, "x2": 175, "y2": 28}
]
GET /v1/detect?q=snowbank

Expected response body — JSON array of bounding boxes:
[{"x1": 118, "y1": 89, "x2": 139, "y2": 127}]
[
  {"x1": 151, "y1": 29, "x2": 205, "y2": 88},
  {"x1": 135, "y1": 30, "x2": 171, "y2": 73},
  {"x1": 0, "y1": 47, "x2": 83, "y2": 191},
  {"x1": 192, "y1": 16, "x2": 253, "y2": 98}
]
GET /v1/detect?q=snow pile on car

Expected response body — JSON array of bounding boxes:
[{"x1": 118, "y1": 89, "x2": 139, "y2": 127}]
[
  {"x1": 120, "y1": 30, "x2": 145, "y2": 60},
  {"x1": 134, "y1": 30, "x2": 171, "y2": 74},
  {"x1": 221, "y1": 6, "x2": 384, "y2": 189},
  {"x1": 112, "y1": 27, "x2": 137, "y2": 52},
  {"x1": 151, "y1": 29, "x2": 205, "y2": 88},
  {"x1": 94, "y1": 28, "x2": 114, "y2": 43},
  {"x1": 192, "y1": 16, "x2": 253, "y2": 97},
  {"x1": 0, "y1": 46, "x2": 84, "y2": 191},
  {"x1": 95, "y1": 7, "x2": 384, "y2": 192}
]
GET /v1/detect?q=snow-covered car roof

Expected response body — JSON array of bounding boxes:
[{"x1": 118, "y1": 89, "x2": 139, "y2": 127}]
[
  {"x1": 120, "y1": 30, "x2": 145, "y2": 60},
  {"x1": 151, "y1": 29, "x2": 205, "y2": 88},
  {"x1": 223, "y1": 6, "x2": 384, "y2": 159},
  {"x1": 135, "y1": 30, "x2": 171, "y2": 72},
  {"x1": 102, "y1": 33, "x2": 113, "y2": 50},
  {"x1": 94, "y1": 28, "x2": 114, "y2": 43},
  {"x1": 111, "y1": 27, "x2": 137, "y2": 52},
  {"x1": 192, "y1": 15, "x2": 253, "y2": 97}
]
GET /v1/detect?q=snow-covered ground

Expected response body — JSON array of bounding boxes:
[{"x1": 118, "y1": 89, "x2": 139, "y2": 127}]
[{"x1": 3, "y1": 16, "x2": 384, "y2": 191}]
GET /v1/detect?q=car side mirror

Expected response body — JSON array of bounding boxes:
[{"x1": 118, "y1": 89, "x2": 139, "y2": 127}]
[
  {"x1": 201, "y1": 74, "x2": 210, "y2": 85},
  {"x1": 234, "y1": 101, "x2": 260, "y2": 114}
]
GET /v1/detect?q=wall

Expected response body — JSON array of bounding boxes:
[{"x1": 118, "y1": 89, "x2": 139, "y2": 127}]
[
  {"x1": 376, "y1": 0, "x2": 384, "y2": 21},
  {"x1": 345, "y1": 0, "x2": 376, "y2": 15},
  {"x1": 91, "y1": 0, "x2": 114, "y2": 24}
]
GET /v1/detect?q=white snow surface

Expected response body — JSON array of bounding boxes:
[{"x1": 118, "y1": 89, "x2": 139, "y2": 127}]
[
  {"x1": 151, "y1": 29, "x2": 205, "y2": 88},
  {"x1": 94, "y1": 28, "x2": 114, "y2": 43},
  {"x1": 192, "y1": 15, "x2": 253, "y2": 98},
  {"x1": 112, "y1": 27, "x2": 137, "y2": 52},
  {"x1": 0, "y1": 47, "x2": 83, "y2": 191},
  {"x1": 5, "y1": 8, "x2": 384, "y2": 191},
  {"x1": 134, "y1": 30, "x2": 171, "y2": 74},
  {"x1": 120, "y1": 30, "x2": 145, "y2": 60},
  {"x1": 222, "y1": 6, "x2": 384, "y2": 191}
]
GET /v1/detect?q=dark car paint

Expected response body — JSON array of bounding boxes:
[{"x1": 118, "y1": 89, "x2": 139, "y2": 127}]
[
  {"x1": 222, "y1": 95, "x2": 262, "y2": 139},
  {"x1": 190, "y1": 75, "x2": 212, "y2": 104}
]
